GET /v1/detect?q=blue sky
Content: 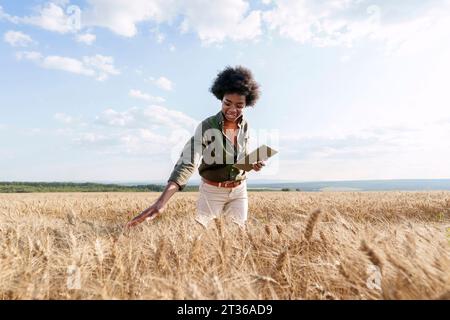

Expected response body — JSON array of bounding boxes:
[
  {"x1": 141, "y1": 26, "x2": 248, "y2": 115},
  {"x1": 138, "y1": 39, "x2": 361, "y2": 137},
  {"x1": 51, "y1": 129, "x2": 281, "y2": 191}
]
[{"x1": 1, "y1": 0, "x2": 450, "y2": 182}]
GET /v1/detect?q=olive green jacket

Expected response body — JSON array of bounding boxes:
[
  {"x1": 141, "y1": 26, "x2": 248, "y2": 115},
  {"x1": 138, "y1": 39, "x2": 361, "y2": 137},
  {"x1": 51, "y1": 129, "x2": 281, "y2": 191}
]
[{"x1": 168, "y1": 111, "x2": 249, "y2": 190}]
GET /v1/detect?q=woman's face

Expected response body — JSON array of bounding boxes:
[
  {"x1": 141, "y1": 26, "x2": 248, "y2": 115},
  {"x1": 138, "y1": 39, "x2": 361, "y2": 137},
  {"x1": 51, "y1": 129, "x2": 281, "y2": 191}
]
[{"x1": 221, "y1": 93, "x2": 246, "y2": 122}]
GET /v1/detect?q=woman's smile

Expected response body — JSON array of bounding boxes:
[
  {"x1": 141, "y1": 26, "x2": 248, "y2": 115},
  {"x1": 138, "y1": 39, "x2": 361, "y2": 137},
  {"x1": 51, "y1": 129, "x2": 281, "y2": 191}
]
[
  {"x1": 225, "y1": 111, "x2": 238, "y2": 120},
  {"x1": 222, "y1": 93, "x2": 246, "y2": 122}
]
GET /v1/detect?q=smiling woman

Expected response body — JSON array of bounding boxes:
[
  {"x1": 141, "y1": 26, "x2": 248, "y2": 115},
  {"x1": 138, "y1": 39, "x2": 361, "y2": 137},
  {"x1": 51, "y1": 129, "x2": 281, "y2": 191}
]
[{"x1": 126, "y1": 65, "x2": 265, "y2": 229}]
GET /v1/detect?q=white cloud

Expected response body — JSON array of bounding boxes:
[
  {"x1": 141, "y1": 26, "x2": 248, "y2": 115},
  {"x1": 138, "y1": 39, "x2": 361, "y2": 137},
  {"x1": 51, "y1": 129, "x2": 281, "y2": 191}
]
[
  {"x1": 150, "y1": 27, "x2": 165, "y2": 43},
  {"x1": 129, "y1": 89, "x2": 165, "y2": 103},
  {"x1": 156, "y1": 33, "x2": 165, "y2": 43},
  {"x1": 269, "y1": 119, "x2": 450, "y2": 181},
  {"x1": 75, "y1": 132, "x2": 109, "y2": 144},
  {"x1": 48, "y1": 105, "x2": 198, "y2": 158},
  {"x1": 15, "y1": 51, "x2": 43, "y2": 61},
  {"x1": 144, "y1": 105, "x2": 198, "y2": 129},
  {"x1": 82, "y1": 0, "x2": 262, "y2": 44},
  {"x1": 44, "y1": 55, "x2": 95, "y2": 76},
  {"x1": 53, "y1": 112, "x2": 85, "y2": 125},
  {"x1": 3, "y1": 1, "x2": 449, "y2": 51},
  {"x1": 75, "y1": 32, "x2": 96, "y2": 45},
  {"x1": 263, "y1": 0, "x2": 380, "y2": 47},
  {"x1": 27, "y1": 2, "x2": 77, "y2": 33},
  {"x1": 62, "y1": 105, "x2": 198, "y2": 156},
  {"x1": 135, "y1": 67, "x2": 143, "y2": 75},
  {"x1": 369, "y1": 4, "x2": 450, "y2": 57},
  {"x1": 262, "y1": 0, "x2": 450, "y2": 54},
  {"x1": 95, "y1": 108, "x2": 135, "y2": 127},
  {"x1": 16, "y1": 51, "x2": 120, "y2": 81},
  {"x1": 0, "y1": 5, "x2": 20, "y2": 24},
  {"x1": 149, "y1": 76, "x2": 174, "y2": 91},
  {"x1": 82, "y1": 0, "x2": 181, "y2": 37},
  {"x1": 54, "y1": 113, "x2": 75, "y2": 124},
  {"x1": 3, "y1": 2, "x2": 258, "y2": 45},
  {"x1": 3, "y1": 30, "x2": 34, "y2": 47},
  {"x1": 6, "y1": 2, "x2": 78, "y2": 33},
  {"x1": 180, "y1": 0, "x2": 262, "y2": 45},
  {"x1": 279, "y1": 121, "x2": 449, "y2": 162},
  {"x1": 82, "y1": 54, "x2": 120, "y2": 81},
  {"x1": 95, "y1": 105, "x2": 197, "y2": 130}
]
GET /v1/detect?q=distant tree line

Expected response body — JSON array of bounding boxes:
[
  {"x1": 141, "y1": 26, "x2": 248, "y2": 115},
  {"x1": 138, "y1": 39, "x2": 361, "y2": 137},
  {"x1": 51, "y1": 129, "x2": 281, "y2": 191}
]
[{"x1": 0, "y1": 182, "x2": 199, "y2": 193}]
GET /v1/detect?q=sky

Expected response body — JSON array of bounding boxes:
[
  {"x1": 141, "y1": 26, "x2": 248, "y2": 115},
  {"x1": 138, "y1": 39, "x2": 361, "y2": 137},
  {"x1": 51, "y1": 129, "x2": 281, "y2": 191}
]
[{"x1": 1, "y1": 0, "x2": 450, "y2": 183}]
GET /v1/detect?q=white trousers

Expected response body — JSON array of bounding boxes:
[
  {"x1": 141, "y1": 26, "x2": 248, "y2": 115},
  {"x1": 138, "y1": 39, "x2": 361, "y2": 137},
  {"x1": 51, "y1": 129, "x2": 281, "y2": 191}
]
[{"x1": 196, "y1": 180, "x2": 248, "y2": 227}]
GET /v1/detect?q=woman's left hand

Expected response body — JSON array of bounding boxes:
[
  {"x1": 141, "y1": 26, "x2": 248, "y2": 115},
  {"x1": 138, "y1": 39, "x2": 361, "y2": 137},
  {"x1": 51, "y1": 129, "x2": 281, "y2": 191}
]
[{"x1": 252, "y1": 160, "x2": 266, "y2": 172}]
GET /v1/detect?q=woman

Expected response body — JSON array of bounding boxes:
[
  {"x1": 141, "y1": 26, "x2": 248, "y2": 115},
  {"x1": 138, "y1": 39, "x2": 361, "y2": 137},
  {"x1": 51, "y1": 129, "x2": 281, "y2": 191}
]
[{"x1": 126, "y1": 66, "x2": 265, "y2": 228}]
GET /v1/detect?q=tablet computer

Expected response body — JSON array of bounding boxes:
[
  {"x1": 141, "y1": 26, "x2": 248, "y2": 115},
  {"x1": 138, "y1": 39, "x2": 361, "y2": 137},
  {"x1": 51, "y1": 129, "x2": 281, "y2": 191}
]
[{"x1": 233, "y1": 144, "x2": 278, "y2": 171}]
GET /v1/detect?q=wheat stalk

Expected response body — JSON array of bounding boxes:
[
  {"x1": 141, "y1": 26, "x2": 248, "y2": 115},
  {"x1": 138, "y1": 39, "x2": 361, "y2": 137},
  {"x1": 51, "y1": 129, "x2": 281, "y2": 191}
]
[
  {"x1": 360, "y1": 240, "x2": 383, "y2": 271},
  {"x1": 304, "y1": 208, "x2": 321, "y2": 241}
]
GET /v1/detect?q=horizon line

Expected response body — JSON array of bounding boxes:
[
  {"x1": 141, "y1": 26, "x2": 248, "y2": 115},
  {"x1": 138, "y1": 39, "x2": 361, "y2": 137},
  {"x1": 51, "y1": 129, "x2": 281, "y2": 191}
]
[{"x1": 2, "y1": 178, "x2": 450, "y2": 185}]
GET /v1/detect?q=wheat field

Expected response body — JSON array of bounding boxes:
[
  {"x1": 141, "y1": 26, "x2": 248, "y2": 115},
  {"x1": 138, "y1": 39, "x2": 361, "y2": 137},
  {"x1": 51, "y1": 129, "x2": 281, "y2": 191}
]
[{"x1": 0, "y1": 191, "x2": 449, "y2": 300}]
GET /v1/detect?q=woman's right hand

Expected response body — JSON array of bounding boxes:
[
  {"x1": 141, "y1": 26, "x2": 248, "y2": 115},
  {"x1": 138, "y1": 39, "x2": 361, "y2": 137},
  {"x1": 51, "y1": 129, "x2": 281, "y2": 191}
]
[{"x1": 125, "y1": 201, "x2": 165, "y2": 229}]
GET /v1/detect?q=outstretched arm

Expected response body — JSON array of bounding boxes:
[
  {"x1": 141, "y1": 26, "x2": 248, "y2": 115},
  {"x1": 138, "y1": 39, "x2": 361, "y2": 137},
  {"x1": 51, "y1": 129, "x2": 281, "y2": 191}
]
[
  {"x1": 125, "y1": 123, "x2": 204, "y2": 229},
  {"x1": 125, "y1": 181, "x2": 180, "y2": 228}
]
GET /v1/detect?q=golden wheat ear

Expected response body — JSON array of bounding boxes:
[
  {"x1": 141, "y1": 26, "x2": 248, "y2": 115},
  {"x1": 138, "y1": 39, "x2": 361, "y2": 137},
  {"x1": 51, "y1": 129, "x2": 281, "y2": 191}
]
[{"x1": 304, "y1": 208, "x2": 321, "y2": 242}]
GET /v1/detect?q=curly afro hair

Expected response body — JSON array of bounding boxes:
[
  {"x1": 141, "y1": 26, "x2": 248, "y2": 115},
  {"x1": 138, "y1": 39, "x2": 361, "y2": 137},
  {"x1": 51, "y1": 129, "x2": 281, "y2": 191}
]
[{"x1": 210, "y1": 65, "x2": 261, "y2": 107}]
